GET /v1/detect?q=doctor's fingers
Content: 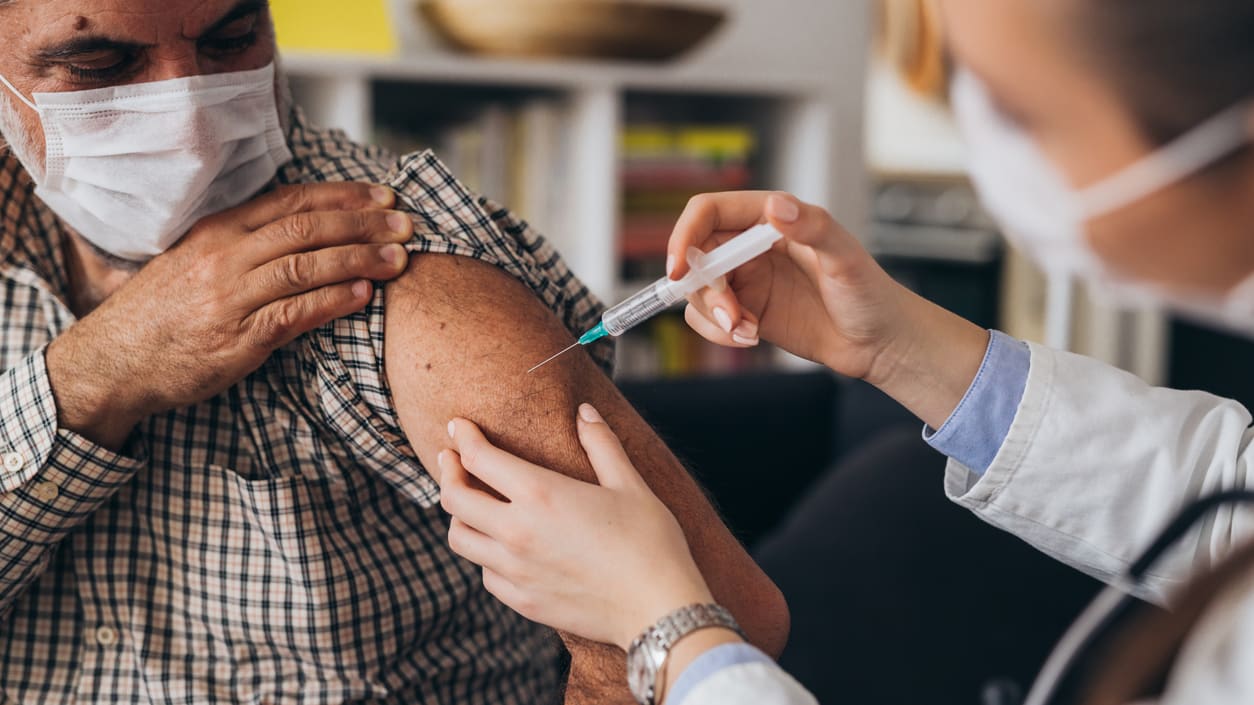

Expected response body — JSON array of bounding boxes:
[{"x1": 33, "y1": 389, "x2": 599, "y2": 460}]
[
  {"x1": 446, "y1": 517, "x2": 515, "y2": 575},
  {"x1": 575, "y1": 405, "x2": 646, "y2": 491},
  {"x1": 237, "y1": 243, "x2": 410, "y2": 311},
  {"x1": 436, "y1": 450, "x2": 514, "y2": 537},
  {"x1": 448, "y1": 418, "x2": 578, "y2": 504},
  {"x1": 244, "y1": 208, "x2": 416, "y2": 267},
  {"x1": 766, "y1": 197, "x2": 870, "y2": 278},
  {"x1": 685, "y1": 278, "x2": 752, "y2": 341},
  {"x1": 234, "y1": 182, "x2": 398, "y2": 232},
  {"x1": 480, "y1": 567, "x2": 534, "y2": 620},
  {"x1": 668, "y1": 191, "x2": 787, "y2": 279},
  {"x1": 685, "y1": 297, "x2": 761, "y2": 348}
]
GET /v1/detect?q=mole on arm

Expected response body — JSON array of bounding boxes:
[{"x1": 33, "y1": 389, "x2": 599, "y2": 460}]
[
  {"x1": 424, "y1": 363, "x2": 433, "y2": 371},
  {"x1": 73, "y1": 15, "x2": 89, "y2": 31}
]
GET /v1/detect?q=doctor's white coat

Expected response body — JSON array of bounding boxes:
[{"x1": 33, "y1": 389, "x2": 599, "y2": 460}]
[{"x1": 677, "y1": 343, "x2": 1254, "y2": 705}]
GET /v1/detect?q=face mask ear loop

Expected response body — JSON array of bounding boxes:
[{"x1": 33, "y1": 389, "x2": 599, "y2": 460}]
[
  {"x1": 1076, "y1": 101, "x2": 1253, "y2": 218},
  {"x1": 0, "y1": 74, "x2": 37, "y2": 112}
]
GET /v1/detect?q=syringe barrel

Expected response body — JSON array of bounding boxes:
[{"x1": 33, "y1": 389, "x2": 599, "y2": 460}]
[
  {"x1": 600, "y1": 223, "x2": 783, "y2": 338},
  {"x1": 601, "y1": 279, "x2": 680, "y2": 337}
]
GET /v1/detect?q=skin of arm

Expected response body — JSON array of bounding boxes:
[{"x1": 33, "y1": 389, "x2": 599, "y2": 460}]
[{"x1": 384, "y1": 254, "x2": 790, "y2": 704}]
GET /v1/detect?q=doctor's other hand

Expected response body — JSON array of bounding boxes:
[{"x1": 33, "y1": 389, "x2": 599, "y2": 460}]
[
  {"x1": 45, "y1": 182, "x2": 413, "y2": 450},
  {"x1": 435, "y1": 405, "x2": 716, "y2": 651},
  {"x1": 670, "y1": 191, "x2": 989, "y2": 429}
]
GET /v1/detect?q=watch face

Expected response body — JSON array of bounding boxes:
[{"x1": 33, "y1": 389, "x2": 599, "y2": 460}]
[{"x1": 627, "y1": 647, "x2": 655, "y2": 701}]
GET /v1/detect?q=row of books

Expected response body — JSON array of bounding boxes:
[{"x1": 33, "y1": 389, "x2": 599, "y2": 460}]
[
  {"x1": 620, "y1": 124, "x2": 757, "y2": 280},
  {"x1": 373, "y1": 99, "x2": 570, "y2": 252}
]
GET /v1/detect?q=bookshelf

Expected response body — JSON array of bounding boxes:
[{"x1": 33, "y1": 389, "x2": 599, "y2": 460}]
[{"x1": 282, "y1": 1, "x2": 870, "y2": 379}]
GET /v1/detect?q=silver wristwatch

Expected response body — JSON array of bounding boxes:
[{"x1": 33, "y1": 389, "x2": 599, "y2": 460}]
[{"x1": 626, "y1": 603, "x2": 743, "y2": 705}]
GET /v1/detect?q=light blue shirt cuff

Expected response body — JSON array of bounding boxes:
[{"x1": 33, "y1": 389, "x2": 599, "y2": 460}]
[
  {"x1": 667, "y1": 642, "x2": 773, "y2": 705},
  {"x1": 923, "y1": 330, "x2": 1030, "y2": 475}
]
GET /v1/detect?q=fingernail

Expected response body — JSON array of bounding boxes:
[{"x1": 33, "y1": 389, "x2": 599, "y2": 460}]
[
  {"x1": 381, "y1": 243, "x2": 407, "y2": 266},
  {"x1": 709, "y1": 276, "x2": 728, "y2": 294},
  {"x1": 387, "y1": 211, "x2": 412, "y2": 234},
  {"x1": 372, "y1": 186, "x2": 395, "y2": 205},
  {"x1": 713, "y1": 307, "x2": 734, "y2": 333},
  {"x1": 437, "y1": 450, "x2": 447, "y2": 467},
  {"x1": 352, "y1": 280, "x2": 371, "y2": 299},
  {"x1": 732, "y1": 333, "x2": 760, "y2": 346},
  {"x1": 771, "y1": 195, "x2": 800, "y2": 223},
  {"x1": 447, "y1": 420, "x2": 456, "y2": 439},
  {"x1": 666, "y1": 254, "x2": 677, "y2": 278},
  {"x1": 733, "y1": 320, "x2": 758, "y2": 339},
  {"x1": 579, "y1": 403, "x2": 603, "y2": 424}
]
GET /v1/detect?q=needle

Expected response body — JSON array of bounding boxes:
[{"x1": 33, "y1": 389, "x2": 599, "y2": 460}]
[{"x1": 528, "y1": 342, "x2": 580, "y2": 374}]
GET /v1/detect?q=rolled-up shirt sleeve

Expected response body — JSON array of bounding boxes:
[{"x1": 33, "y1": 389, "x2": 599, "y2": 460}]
[
  {"x1": 923, "y1": 330, "x2": 1030, "y2": 475},
  {"x1": 0, "y1": 348, "x2": 145, "y2": 616}
]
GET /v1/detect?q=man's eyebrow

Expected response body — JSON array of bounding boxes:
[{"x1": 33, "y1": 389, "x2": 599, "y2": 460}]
[
  {"x1": 35, "y1": 37, "x2": 150, "y2": 61},
  {"x1": 199, "y1": 0, "x2": 268, "y2": 37},
  {"x1": 31, "y1": 0, "x2": 266, "y2": 60}
]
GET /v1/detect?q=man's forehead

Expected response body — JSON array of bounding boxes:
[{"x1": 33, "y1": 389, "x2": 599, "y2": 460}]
[{"x1": 5, "y1": 0, "x2": 263, "y2": 46}]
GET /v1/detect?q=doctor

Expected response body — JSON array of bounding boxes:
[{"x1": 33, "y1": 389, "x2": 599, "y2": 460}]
[{"x1": 432, "y1": 0, "x2": 1254, "y2": 703}]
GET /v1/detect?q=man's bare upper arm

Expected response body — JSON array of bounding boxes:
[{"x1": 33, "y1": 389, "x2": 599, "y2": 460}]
[{"x1": 382, "y1": 254, "x2": 788, "y2": 658}]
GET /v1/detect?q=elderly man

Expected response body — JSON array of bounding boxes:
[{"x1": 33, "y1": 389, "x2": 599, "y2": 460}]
[{"x1": 0, "y1": 1, "x2": 787, "y2": 703}]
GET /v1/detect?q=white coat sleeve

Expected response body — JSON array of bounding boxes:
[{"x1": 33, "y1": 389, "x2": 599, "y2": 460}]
[
  {"x1": 675, "y1": 660, "x2": 819, "y2": 705},
  {"x1": 945, "y1": 342, "x2": 1254, "y2": 603}
]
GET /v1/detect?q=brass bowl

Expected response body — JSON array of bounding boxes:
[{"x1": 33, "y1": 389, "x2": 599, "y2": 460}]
[{"x1": 418, "y1": 0, "x2": 727, "y2": 62}]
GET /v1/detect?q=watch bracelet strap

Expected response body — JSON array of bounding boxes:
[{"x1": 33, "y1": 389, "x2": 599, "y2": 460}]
[
  {"x1": 633, "y1": 603, "x2": 744, "y2": 705},
  {"x1": 647, "y1": 603, "x2": 743, "y2": 651}
]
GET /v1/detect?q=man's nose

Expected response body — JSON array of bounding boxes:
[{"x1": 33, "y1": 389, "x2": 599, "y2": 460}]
[{"x1": 146, "y1": 49, "x2": 206, "y2": 83}]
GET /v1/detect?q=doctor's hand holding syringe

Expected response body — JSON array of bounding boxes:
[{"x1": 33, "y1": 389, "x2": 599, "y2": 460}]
[
  {"x1": 428, "y1": 190, "x2": 993, "y2": 704},
  {"x1": 661, "y1": 191, "x2": 989, "y2": 432}
]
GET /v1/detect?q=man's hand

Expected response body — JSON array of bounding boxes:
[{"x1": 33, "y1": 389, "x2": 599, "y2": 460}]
[{"x1": 46, "y1": 182, "x2": 414, "y2": 449}]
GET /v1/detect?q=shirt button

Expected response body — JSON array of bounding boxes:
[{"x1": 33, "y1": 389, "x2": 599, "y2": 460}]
[
  {"x1": 94, "y1": 625, "x2": 118, "y2": 647},
  {"x1": 2, "y1": 452, "x2": 24, "y2": 472},
  {"x1": 30, "y1": 481, "x2": 58, "y2": 502}
]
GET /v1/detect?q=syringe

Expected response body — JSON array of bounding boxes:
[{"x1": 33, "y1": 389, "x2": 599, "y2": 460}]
[{"x1": 528, "y1": 223, "x2": 784, "y2": 373}]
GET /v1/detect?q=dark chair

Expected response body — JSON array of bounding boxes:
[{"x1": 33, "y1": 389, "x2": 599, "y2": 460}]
[{"x1": 620, "y1": 373, "x2": 1104, "y2": 705}]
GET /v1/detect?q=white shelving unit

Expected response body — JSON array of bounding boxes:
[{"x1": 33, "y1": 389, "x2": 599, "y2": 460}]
[{"x1": 282, "y1": 0, "x2": 871, "y2": 306}]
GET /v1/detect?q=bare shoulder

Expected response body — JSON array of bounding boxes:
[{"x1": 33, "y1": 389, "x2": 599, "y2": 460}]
[{"x1": 382, "y1": 253, "x2": 597, "y2": 470}]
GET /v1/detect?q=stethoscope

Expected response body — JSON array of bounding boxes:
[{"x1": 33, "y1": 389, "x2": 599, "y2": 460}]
[{"x1": 1007, "y1": 490, "x2": 1254, "y2": 705}]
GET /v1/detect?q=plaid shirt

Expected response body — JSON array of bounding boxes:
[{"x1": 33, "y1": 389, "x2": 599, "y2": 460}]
[{"x1": 0, "y1": 109, "x2": 612, "y2": 704}]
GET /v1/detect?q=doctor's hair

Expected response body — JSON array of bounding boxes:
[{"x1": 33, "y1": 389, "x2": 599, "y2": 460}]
[
  {"x1": 1077, "y1": 539, "x2": 1254, "y2": 705},
  {"x1": 1069, "y1": 0, "x2": 1254, "y2": 146}
]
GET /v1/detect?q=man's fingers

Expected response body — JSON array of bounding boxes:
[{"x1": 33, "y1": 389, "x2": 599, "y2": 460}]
[
  {"x1": 436, "y1": 449, "x2": 511, "y2": 536},
  {"x1": 245, "y1": 280, "x2": 374, "y2": 350},
  {"x1": 575, "y1": 404, "x2": 644, "y2": 491},
  {"x1": 247, "y1": 208, "x2": 415, "y2": 265},
  {"x1": 447, "y1": 418, "x2": 560, "y2": 502},
  {"x1": 241, "y1": 242, "x2": 409, "y2": 309},
  {"x1": 236, "y1": 182, "x2": 397, "y2": 231}
]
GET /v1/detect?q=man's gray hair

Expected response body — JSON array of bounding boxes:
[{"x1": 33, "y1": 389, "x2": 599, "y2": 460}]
[{"x1": 0, "y1": 91, "x2": 42, "y2": 181}]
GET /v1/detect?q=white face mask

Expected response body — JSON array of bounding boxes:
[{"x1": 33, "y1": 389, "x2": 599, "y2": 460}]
[
  {"x1": 950, "y1": 68, "x2": 1254, "y2": 331},
  {"x1": 0, "y1": 63, "x2": 292, "y2": 262}
]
